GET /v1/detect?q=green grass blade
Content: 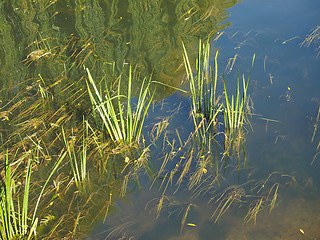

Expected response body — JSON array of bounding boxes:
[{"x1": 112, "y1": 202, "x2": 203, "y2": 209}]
[
  {"x1": 22, "y1": 158, "x2": 32, "y2": 235},
  {"x1": 127, "y1": 66, "x2": 133, "y2": 142},
  {"x1": 86, "y1": 74, "x2": 115, "y2": 141},
  {"x1": 32, "y1": 150, "x2": 67, "y2": 222},
  {"x1": 117, "y1": 75, "x2": 126, "y2": 141},
  {"x1": 182, "y1": 42, "x2": 197, "y2": 113}
]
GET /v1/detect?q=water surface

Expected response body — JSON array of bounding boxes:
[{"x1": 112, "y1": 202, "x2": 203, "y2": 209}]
[
  {"x1": 1, "y1": 0, "x2": 320, "y2": 239},
  {"x1": 90, "y1": 0, "x2": 320, "y2": 239}
]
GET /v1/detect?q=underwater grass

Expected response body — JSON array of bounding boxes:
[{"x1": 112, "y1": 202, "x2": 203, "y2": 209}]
[
  {"x1": 62, "y1": 118, "x2": 89, "y2": 191},
  {"x1": 0, "y1": 26, "x2": 286, "y2": 238},
  {"x1": 86, "y1": 66, "x2": 155, "y2": 144},
  {"x1": 300, "y1": 25, "x2": 320, "y2": 57},
  {"x1": 182, "y1": 38, "x2": 255, "y2": 182},
  {"x1": 150, "y1": 39, "x2": 280, "y2": 225}
]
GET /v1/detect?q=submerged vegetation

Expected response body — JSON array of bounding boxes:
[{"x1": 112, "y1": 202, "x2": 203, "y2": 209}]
[
  {"x1": 0, "y1": 39, "x2": 284, "y2": 238},
  {"x1": 0, "y1": 34, "x2": 285, "y2": 239},
  {"x1": 0, "y1": 76, "x2": 153, "y2": 238},
  {"x1": 183, "y1": 39, "x2": 255, "y2": 159},
  {"x1": 147, "y1": 40, "x2": 281, "y2": 229},
  {"x1": 300, "y1": 25, "x2": 320, "y2": 57},
  {"x1": 0, "y1": 0, "x2": 304, "y2": 239}
]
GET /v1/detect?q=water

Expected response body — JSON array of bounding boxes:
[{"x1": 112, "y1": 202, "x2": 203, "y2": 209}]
[
  {"x1": 89, "y1": 0, "x2": 320, "y2": 239},
  {"x1": 1, "y1": 0, "x2": 320, "y2": 239}
]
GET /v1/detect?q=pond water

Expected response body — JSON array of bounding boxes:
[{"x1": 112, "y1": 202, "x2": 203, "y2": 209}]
[
  {"x1": 1, "y1": 0, "x2": 320, "y2": 239},
  {"x1": 88, "y1": 0, "x2": 320, "y2": 239}
]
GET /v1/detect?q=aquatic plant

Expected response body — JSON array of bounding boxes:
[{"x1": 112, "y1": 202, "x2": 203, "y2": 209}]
[
  {"x1": 222, "y1": 54, "x2": 255, "y2": 158},
  {"x1": 300, "y1": 25, "x2": 320, "y2": 57},
  {"x1": 0, "y1": 0, "x2": 298, "y2": 237},
  {"x1": 62, "y1": 119, "x2": 88, "y2": 191},
  {"x1": 0, "y1": 147, "x2": 67, "y2": 240},
  {"x1": 183, "y1": 39, "x2": 254, "y2": 160},
  {"x1": 0, "y1": 65, "x2": 157, "y2": 238},
  {"x1": 0, "y1": 151, "x2": 37, "y2": 240},
  {"x1": 161, "y1": 40, "x2": 258, "y2": 225},
  {"x1": 183, "y1": 39, "x2": 221, "y2": 126},
  {"x1": 86, "y1": 66, "x2": 155, "y2": 144}
]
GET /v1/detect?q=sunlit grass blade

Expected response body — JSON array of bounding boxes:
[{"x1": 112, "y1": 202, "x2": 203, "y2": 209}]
[
  {"x1": 86, "y1": 67, "x2": 154, "y2": 144},
  {"x1": 222, "y1": 54, "x2": 255, "y2": 156},
  {"x1": 180, "y1": 204, "x2": 193, "y2": 234},
  {"x1": 61, "y1": 122, "x2": 88, "y2": 191},
  {"x1": 32, "y1": 150, "x2": 67, "y2": 222},
  {"x1": 62, "y1": 127, "x2": 80, "y2": 187},
  {"x1": 126, "y1": 68, "x2": 133, "y2": 142},
  {"x1": 269, "y1": 184, "x2": 279, "y2": 213},
  {"x1": 86, "y1": 70, "x2": 117, "y2": 141},
  {"x1": 0, "y1": 151, "x2": 38, "y2": 240},
  {"x1": 244, "y1": 198, "x2": 263, "y2": 225},
  {"x1": 182, "y1": 42, "x2": 197, "y2": 114}
]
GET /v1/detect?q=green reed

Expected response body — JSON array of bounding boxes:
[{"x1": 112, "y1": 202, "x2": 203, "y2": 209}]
[
  {"x1": 183, "y1": 39, "x2": 221, "y2": 127},
  {"x1": 62, "y1": 120, "x2": 88, "y2": 191},
  {"x1": 183, "y1": 39, "x2": 255, "y2": 160},
  {"x1": 182, "y1": 38, "x2": 223, "y2": 157},
  {"x1": 0, "y1": 71, "x2": 156, "y2": 238},
  {"x1": 0, "y1": 151, "x2": 37, "y2": 240},
  {"x1": 223, "y1": 53, "x2": 254, "y2": 157},
  {"x1": 178, "y1": 40, "x2": 256, "y2": 221},
  {"x1": 86, "y1": 66, "x2": 155, "y2": 144},
  {"x1": 182, "y1": 39, "x2": 223, "y2": 181},
  {"x1": 0, "y1": 147, "x2": 67, "y2": 240}
]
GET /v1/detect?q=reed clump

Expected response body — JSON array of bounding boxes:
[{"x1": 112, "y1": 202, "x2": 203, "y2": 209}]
[
  {"x1": 0, "y1": 147, "x2": 67, "y2": 240},
  {"x1": 222, "y1": 55, "x2": 254, "y2": 159},
  {"x1": 152, "y1": 39, "x2": 256, "y2": 224},
  {"x1": 0, "y1": 63, "x2": 156, "y2": 238},
  {"x1": 86, "y1": 66, "x2": 155, "y2": 145},
  {"x1": 183, "y1": 39, "x2": 255, "y2": 160}
]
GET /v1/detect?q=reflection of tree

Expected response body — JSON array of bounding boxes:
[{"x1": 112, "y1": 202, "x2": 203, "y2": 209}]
[
  {"x1": 0, "y1": 0, "x2": 239, "y2": 100},
  {"x1": 125, "y1": 0, "x2": 239, "y2": 94}
]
